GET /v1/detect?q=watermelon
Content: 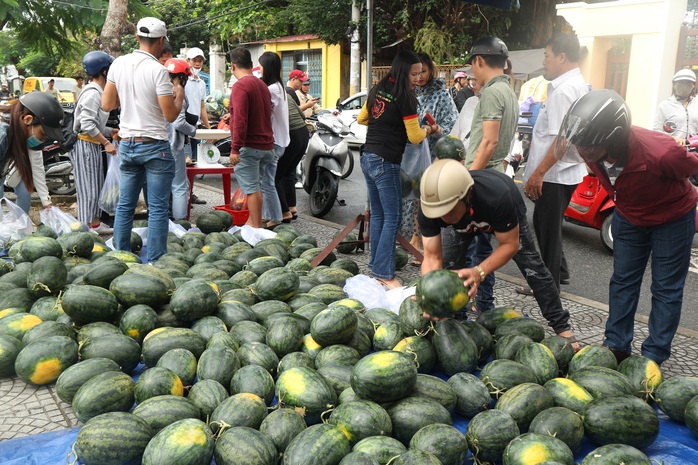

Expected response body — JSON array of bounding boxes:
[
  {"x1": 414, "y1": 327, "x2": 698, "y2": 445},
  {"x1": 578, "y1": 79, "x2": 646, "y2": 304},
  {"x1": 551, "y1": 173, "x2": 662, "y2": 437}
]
[
  {"x1": 276, "y1": 366, "x2": 338, "y2": 424},
  {"x1": 287, "y1": 293, "x2": 322, "y2": 311},
  {"x1": 19, "y1": 236, "x2": 63, "y2": 261},
  {"x1": 251, "y1": 299, "x2": 292, "y2": 323},
  {"x1": 335, "y1": 231, "x2": 358, "y2": 254},
  {"x1": 654, "y1": 376, "x2": 698, "y2": 422},
  {"x1": 313, "y1": 267, "x2": 354, "y2": 287},
  {"x1": 132, "y1": 395, "x2": 202, "y2": 434},
  {"x1": 266, "y1": 317, "x2": 304, "y2": 357},
  {"x1": 495, "y1": 382, "x2": 555, "y2": 432},
  {"x1": 230, "y1": 320, "x2": 267, "y2": 345},
  {"x1": 466, "y1": 409, "x2": 520, "y2": 465},
  {"x1": 389, "y1": 451, "x2": 442, "y2": 465},
  {"x1": 82, "y1": 260, "x2": 129, "y2": 289},
  {"x1": 109, "y1": 273, "x2": 171, "y2": 309},
  {"x1": 278, "y1": 351, "x2": 316, "y2": 375},
  {"x1": 79, "y1": 334, "x2": 142, "y2": 374},
  {"x1": 214, "y1": 426, "x2": 278, "y2": 465},
  {"x1": 21, "y1": 320, "x2": 75, "y2": 346},
  {"x1": 216, "y1": 300, "x2": 257, "y2": 327},
  {"x1": 569, "y1": 366, "x2": 636, "y2": 399},
  {"x1": 119, "y1": 304, "x2": 158, "y2": 344},
  {"x1": 495, "y1": 334, "x2": 534, "y2": 360},
  {"x1": 434, "y1": 134, "x2": 466, "y2": 160},
  {"x1": 411, "y1": 373, "x2": 457, "y2": 413},
  {"x1": 352, "y1": 436, "x2": 407, "y2": 465},
  {"x1": 514, "y1": 342, "x2": 559, "y2": 384},
  {"x1": 495, "y1": 316, "x2": 545, "y2": 342},
  {"x1": 156, "y1": 349, "x2": 198, "y2": 386},
  {"x1": 134, "y1": 367, "x2": 184, "y2": 403},
  {"x1": 187, "y1": 379, "x2": 229, "y2": 419},
  {"x1": 330, "y1": 259, "x2": 360, "y2": 276},
  {"x1": 72, "y1": 371, "x2": 136, "y2": 423},
  {"x1": 686, "y1": 395, "x2": 698, "y2": 439},
  {"x1": 26, "y1": 256, "x2": 67, "y2": 297},
  {"x1": 0, "y1": 334, "x2": 23, "y2": 377},
  {"x1": 328, "y1": 399, "x2": 392, "y2": 445},
  {"x1": 364, "y1": 307, "x2": 400, "y2": 326},
  {"x1": 386, "y1": 396, "x2": 452, "y2": 445},
  {"x1": 301, "y1": 333, "x2": 323, "y2": 359},
  {"x1": 502, "y1": 432, "x2": 574, "y2": 465},
  {"x1": 77, "y1": 322, "x2": 121, "y2": 344},
  {"x1": 617, "y1": 355, "x2": 663, "y2": 401},
  {"x1": 246, "y1": 256, "x2": 285, "y2": 276},
  {"x1": 237, "y1": 341, "x2": 280, "y2": 375},
  {"x1": 29, "y1": 295, "x2": 65, "y2": 321},
  {"x1": 196, "y1": 345, "x2": 240, "y2": 388},
  {"x1": 230, "y1": 364, "x2": 276, "y2": 405},
  {"x1": 582, "y1": 395, "x2": 659, "y2": 449},
  {"x1": 253, "y1": 267, "x2": 300, "y2": 301},
  {"x1": 338, "y1": 452, "x2": 379, "y2": 465},
  {"x1": 351, "y1": 351, "x2": 417, "y2": 403},
  {"x1": 392, "y1": 336, "x2": 436, "y2": 374},
  {"x1": 310, "y1": 306, "x2": 358, "y2": 346},
  {"x1": 398, "y1": 296, "x2": 431, "y2": 336},
  {"x1": 308, "y1": 283, "x2": 347, "y2": 304},
  {"x1": 461, "y1": 320, "x2": 495, "y2": 362},
  {"x1": 317, "y1": 363, "x2": 353, "y2": 395},
  {"x1": 141, "y1": 327, "x2": 207, "y2": 367},
  {"x1": 222, "y1": 287, "x2": 257, "y2": 307},
  {"x1": 315, "y1": 344, "x2": 361, "y2": 369},
  {"x1": 283, "y1": 423, "x2": 352, "y2": 465},
  {"x1": 372, "y1": 321, "x2": 404, "y2": 351},
  {"x1": 197, "y1": 213, "x2": 225, "y2": 234},
  {"x1": 415, "y1": 269, "x2": 470, "y2": 317},
  {"x1": 168, "y1": 279, "x2": 219, "y2": 321},
  {"x1": 61, "y1": 284, "x2": 119, "y2": 324},
  {"x1": 568, "y1": 345, "x2": 618, "y2": 373},
  {"x1": 14, "y1": 335, "x2": 78, "y2": 385},
  {"x1": 432, "y1": 319, "x2": 479, "y2": 375},
  {"x1": 141, "y1": 418, "x2": 215, "y2": 465},
  {"x1": 581, "y1": 444, "x2": 651, "y2": 465},
  {"x1": 476, "y1": 306, "x2": 524, "y2": 333},
  {"x1": 409, "y1": 423, "x2": 467, "y2": 465},
  {"x1": 529, "y1": 406, "x2": 585, "y2": 453},
  {"x1": 75, "y1": 412, "x2": 153, "y2": 465},
  {"x1": 259, "y1": 408, "x2": 308, "y2": 453},
  {"x1": 210, "y1": 392, "x2": 268, "y2": 431},
  {"x1": 540, "y1": 335, "x2": 576, "y2": 372},
  {"x1": 447, "y1": 372, "x2": 492, "y2": 418},
  {"x1": 55, "y1": 357, "x2": 121, "y2": 404},
  {"x1": 543, "y1": 377, "x2": 593, "y2": 414},
  {"x1": 0, "y1": 313, "x2": 42, "y2": 340}
]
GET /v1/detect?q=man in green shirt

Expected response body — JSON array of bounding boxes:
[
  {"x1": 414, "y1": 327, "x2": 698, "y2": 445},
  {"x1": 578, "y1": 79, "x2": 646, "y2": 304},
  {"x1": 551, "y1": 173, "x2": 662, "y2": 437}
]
[{"x1": 445, "y1": 36, "x2": 519, "y2": 312}]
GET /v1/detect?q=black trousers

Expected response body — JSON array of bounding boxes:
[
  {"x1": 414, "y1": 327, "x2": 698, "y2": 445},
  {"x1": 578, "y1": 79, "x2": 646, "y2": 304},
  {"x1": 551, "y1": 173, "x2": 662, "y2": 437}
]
[
  {"x1": 276, "y1": 127, "x2": 309, "y2": 213},
  {"x1": 441, "y1": 191, "x2": 571, "y2": 334},
  {"x1": 532, "y1": 182, "x2": 577, "y2": 288}
]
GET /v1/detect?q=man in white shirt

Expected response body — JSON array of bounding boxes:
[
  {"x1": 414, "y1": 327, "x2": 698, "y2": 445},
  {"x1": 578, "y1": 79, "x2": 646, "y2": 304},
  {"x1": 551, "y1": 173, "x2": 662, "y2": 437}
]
[
  {"x1": 72, "y1": 76, "x2": 84, "y2": 102},
  {"x1": 102, "y1": 17, "x2": 184, "y2": 263},
  {"x1": 184, "y1": 47, "x2": 210, "y2": 204},
  {"x1": 522, "y1": 33, "x2": 589, "y2": 292}
]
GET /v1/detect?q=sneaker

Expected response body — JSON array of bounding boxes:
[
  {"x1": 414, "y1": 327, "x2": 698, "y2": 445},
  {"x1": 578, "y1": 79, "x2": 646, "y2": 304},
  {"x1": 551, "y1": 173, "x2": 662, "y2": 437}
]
[
  {"x1": 191, "y1": 194, "x2": 207, "y2": 205},
  {"x1": 295, "y1": 181, "x2": 303, "y2": 189},
  {"x1": 90, "y1": 222, "x2": 113, "y2": 235}
]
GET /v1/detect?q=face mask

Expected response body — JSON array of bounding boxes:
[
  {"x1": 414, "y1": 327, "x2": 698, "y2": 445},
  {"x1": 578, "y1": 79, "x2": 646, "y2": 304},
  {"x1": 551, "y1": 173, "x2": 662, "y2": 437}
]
[
  {"x1": 191, "y1": 67, "x2": 200, "y2": 77},
  {"x1": 27, "y1": 124, "x2": 43, "y2": 149}
]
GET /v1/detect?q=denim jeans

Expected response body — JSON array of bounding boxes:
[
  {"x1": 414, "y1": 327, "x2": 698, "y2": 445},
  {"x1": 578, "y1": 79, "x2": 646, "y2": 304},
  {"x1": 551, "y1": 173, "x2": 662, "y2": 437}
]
[
  {"x1": 441, "y1": 193, "x2": 571, "y2": 333},
  {"x1": 605, "y1": 209, "x2": 695, "y2": 364},
  {"x1": 467, "y1": 233, "x2": 495, "y2": 311},
  {"x1": 170, "y1": 147, "x2": 189, "y2": 220},
  {"x1": 361, "y1": 151, "x2": 402, "y2": 280},
  {"x1": 262, "y1": 144, "x2": 284, "y2": 222},
  {"x1": 113, "y1": 140, "x2": 175, "y2": 263}
]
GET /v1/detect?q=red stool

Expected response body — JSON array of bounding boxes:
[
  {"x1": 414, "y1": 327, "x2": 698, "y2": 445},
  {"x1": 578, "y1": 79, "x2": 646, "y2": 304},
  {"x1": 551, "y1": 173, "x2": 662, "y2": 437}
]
[{"x1": 185, "y1": 166, "x2": 235, "y2": 220}]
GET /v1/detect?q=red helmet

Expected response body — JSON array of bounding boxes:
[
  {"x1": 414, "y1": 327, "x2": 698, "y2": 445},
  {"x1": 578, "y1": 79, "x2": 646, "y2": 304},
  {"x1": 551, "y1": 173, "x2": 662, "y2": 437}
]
[{"x1": 165, "y1": 58, "x2": 192, "y2": 76}]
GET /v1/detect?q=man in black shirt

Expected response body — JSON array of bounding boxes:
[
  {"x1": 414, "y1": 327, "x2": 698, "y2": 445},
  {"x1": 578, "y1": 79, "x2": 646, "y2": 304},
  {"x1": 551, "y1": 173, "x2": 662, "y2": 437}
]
[{"x1": 418, "y1": 159, "x2": 577, "y2": 344}]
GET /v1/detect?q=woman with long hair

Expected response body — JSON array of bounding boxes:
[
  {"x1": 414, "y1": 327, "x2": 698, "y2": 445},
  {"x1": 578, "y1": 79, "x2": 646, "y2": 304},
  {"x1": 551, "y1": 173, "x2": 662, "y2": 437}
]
[
  {"x1": 70, "y1": 50, "x2": 117, "y2": 233},
  {"x1": 261, "y1": 52, "x2": 309, "y2": 223},
  {"x1": 358, "y1": 49, "x2": 436, "y2": 289},
  {"x1": 1, "y1": 92, "x2": 65, "y2": 213},
  {"x1": 259, "y1": 51, "x2": 290, "y2": 229}
]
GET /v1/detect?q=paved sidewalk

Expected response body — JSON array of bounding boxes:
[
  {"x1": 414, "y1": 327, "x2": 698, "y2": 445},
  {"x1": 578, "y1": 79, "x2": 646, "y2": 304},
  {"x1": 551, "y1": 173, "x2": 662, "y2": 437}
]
[{"x1": 2, "y1": 182, "x2": 697, "y2": 442}]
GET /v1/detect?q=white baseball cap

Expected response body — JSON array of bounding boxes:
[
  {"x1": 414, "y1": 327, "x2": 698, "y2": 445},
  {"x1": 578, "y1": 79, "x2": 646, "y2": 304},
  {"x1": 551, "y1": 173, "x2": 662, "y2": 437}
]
[
  {"x1": 136, "y1": 17, "x2": 167, "y2": 38},
  {"x1": 186, "y1": 47, "x2": 205, "y2": 61}
]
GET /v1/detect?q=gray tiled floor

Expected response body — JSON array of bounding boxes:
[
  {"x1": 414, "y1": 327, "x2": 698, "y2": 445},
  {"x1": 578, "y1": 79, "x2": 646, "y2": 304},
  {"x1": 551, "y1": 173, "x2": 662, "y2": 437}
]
[{"x1": 2, "y1": 182, "x2": 697, "y2": 442}]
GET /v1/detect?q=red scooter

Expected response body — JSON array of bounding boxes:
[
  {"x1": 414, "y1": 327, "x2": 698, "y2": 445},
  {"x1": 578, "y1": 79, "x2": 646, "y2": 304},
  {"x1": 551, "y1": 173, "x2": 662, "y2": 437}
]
[{"x1": 564, "y1": 173, "x2": 616, "y2": 252}]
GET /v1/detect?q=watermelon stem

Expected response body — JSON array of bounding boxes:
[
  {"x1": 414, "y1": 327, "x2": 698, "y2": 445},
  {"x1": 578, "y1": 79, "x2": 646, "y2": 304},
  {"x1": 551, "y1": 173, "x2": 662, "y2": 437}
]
[
  {"x1": 320, "y1": 407, "x2": 335, "y2": 423},
  {"x1": 210, "y1": 420, "x2": 232, "y2": 438},
  {"x1": 404, "y1": 348, "x2": 421, "y2": 370},
  {"x1": 67, "y1": 441, "x2": 78, "y2": 465}
]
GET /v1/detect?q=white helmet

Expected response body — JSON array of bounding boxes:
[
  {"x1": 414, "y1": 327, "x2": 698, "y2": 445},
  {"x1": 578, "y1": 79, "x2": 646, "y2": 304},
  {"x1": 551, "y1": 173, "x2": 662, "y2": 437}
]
[{"x1": 673, "y1": 69, "x2": 696, "y2": 83}]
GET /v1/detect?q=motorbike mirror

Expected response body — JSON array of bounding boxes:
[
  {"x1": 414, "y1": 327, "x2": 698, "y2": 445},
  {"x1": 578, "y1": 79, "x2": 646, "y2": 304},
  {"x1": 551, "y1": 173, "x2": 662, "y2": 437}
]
[
  {"x1": 663, "y1": 122, "x2": 677, "y2": 133},
  {"x1": 335, "y1": 98, "x2": 342, "y2": 108}
]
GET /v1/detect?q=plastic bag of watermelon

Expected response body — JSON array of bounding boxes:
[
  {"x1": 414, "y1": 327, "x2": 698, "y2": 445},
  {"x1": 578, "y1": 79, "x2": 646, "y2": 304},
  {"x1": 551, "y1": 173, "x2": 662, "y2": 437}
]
[
  {"x1": 39, "y1": 205, "x2": 78, "y2": 236},
  {"x1": 0, "y1": 197, "x2": 33, "y2": 250}
]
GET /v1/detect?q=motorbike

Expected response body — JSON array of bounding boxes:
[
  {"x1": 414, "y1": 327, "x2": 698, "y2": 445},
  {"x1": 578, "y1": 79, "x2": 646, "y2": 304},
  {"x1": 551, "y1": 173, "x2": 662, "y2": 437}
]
[
  {"x1": 506, "y1": 112, "x2": 533, "y2": 175},
  {"x1": 564, "y1": 173, "x2": 616, "y2": 252},
  {"x1": 40, "y1": 103, "x2": 76, "y2": 195},
  {"x1": 299, "y1": 112, "x2": 351, "y2": 218}
]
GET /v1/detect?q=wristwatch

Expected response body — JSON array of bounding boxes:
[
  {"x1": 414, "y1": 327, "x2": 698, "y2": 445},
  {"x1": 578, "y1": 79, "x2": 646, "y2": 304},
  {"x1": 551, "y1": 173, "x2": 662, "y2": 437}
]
[{"x1": 474, "y1": 265, "x2": 486, "y2": 283}]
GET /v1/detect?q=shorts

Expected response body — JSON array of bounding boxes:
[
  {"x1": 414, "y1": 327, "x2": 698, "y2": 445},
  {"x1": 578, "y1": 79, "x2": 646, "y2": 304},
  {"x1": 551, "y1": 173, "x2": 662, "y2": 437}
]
[{"x1": 235, "y1": 146, "x2": 274, "y2": 194}]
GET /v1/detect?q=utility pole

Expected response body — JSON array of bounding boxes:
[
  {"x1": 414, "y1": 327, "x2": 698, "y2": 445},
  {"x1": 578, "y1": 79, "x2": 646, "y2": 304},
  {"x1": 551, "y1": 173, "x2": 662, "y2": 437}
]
[
  {"x1": 349, "y1": 0, "x2": 361, "y2": 95},
  {"x1": 366, "y1": 0, "x2": 373, "y2": 90}
]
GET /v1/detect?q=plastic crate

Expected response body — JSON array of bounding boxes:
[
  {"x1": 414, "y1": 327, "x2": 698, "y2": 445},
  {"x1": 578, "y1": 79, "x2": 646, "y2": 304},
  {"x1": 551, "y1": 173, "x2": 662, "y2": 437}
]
[{"x1": 213, "y1": 205, "x2": 249, "y2": 226}]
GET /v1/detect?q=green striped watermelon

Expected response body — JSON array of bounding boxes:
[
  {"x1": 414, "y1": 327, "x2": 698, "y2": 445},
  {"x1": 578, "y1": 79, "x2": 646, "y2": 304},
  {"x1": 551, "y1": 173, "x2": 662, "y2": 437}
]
[
  {"x1": 210, "y1": 392, "x2": 268, "y2": 431},
  {"x1": 132, "y1": 395, "x2": 202, "y2": 434},
  {"x1": 568, "y1": 345, "x2": 618, "y2": 373},
  {"x1": 141, "y1": 418, "x2": 215, "y2": 465},
  {"x1": 479, "y1": 359, "x2": 537, "y2": 398},
  {"x1": 259, "y1": 408, "x2": 308, "y2": 454},
  {"x1": 529, "y1": 406, "x2": 585, "y2": 453},
  {"x1": 514, "y1": 342, "x2": 559, "y2": 384},
  {"x1": 187, "y1": 379, "x2": 228, "y2": 419},
  {"x1": 283, "y1": 423, "x2": 351, "y2": 465},
  {"x1": 55, "y1": 357, "x2": 121, "y2": 404},
  {"x1": 196, "y1": 346, "x2": 240, "y2": 388},
  {"x1": 409, "y1": 423, "x2": 468, "y2": 465},
  {"x1": 14, "y1": 335, "x2": 78, "y2": 385},
  {"x1": 230, "y1": 364, "x2": 276, "y2": 405},
  {"x1": 386, "y1": 396, "x2": 452, "y2": 445},
  {"x1": 447, "y1": 372, "x2": 492, "y2": 418},
  {"x1": 75, "y1": 412, "x2": 153, "y2": 465},
  {"x1": 654, "y1": 376, "x2": 698, "y2": 422},
  {"x1": 495, "y1": 383, "x2": 555, "y2": 433},
  {"x1": 155, "y1": 349, "x2": 198, "y2": 386},
  {"x1": 581, "y1": 444, "x2": 651, "y2": 465},
  {"x1": 72, "y1": 371, "x2": 136, "y2": 423},
  {"x1": 134, "y1": 367, "x2": 184, "y2": 403},
  {"x1": 466, "y1": 409, "x2": 520, "y2": 465},
  {"x1": 502, "y1": 432, "x2": 574, "y2": 465},
  {"x1": 617, "y1": 355, "x2": 663, "y2": 401},
  {"x1": 543, "y1": 377, "x2": 593, "y2": 414},
  {"x1": 352, "y1": 436, "x2": 407, "y2": 465},
  {"x1": 432, "y1": 319, "x2": 478, "y2": 375},
  {"x1": 582, "y1": 395, "x2": 659, "y2": 449},
  {"x1": 310, "y1": 306, "x2": 358, "y2": 346},
  {"x1": 214, "y1": 426, "x2": 278, "y2": 465},
  {"x1": 350, "y1": 351, "x2": 417, "y2": 403},
  {"x1": 327, "y1": 399, "x2": 392, "y2": 445},
  {"x1": 276, "y1": 366, "x2": 338, "y2": 425},
  {"x1": 569, "y1": 366, "x2": 635, "y2": 399}
]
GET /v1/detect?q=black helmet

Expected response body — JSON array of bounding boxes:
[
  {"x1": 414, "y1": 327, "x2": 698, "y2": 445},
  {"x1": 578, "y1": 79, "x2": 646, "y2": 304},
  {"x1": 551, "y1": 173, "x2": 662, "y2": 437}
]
[
  {"x1": 555, "y1": 89, "x2": 631, "y2": 163},
  {"x1": 19, "y1": 92, "x2": 65, "y2": 143},
  {"x1": 465, "y1": 36, "x2": 509, "y2": 64},
  {"x1": 83, "y1": 51, "x2": 115, "y2": 76}
]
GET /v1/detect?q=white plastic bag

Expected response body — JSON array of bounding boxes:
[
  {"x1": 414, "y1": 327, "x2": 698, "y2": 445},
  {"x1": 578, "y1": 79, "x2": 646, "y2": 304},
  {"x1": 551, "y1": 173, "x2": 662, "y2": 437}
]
[
  {"x1": 240, "y1": 225, "x2": 276, "y2": 246},
  {"x1": 0, "y1": 198, "x2": 33, "y2": 250},
  {"x1": 39, "y1": 205, "x2": 79, "y2": 236},
  {"x1": 99, "y1": 153, "x2": 120, "y2": 214}
]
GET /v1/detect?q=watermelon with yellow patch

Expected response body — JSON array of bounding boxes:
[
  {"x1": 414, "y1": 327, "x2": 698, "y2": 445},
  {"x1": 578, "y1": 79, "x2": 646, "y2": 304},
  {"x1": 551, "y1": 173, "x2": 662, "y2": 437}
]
[
  {"x1": 275, "y1": 366, "x2": 338, "y2": 425},
  {"x1": 502, "y1": 432, "x2": 574, "y2": 465},
  {"x1": 141, "y1": 418, "x2": 215, "y2": 465},
  {"x1": 134, "y1": 366, "x2": 184, "y2": 404},
  {"x1": 617, "y1": 355, "x2": 663, "y2": 401},
  {"x1": 543, "y1": 377, "x2": 594, "y2": 414},
  {"x1": 14, "y1": 335, "x2": 78, "y2": 385},
  {"x1": 0, "y1": 313, "x2": 43, "y2": 341},
  {"x1": 415, "y1": 269, "x2": 470, "y2": 318}
]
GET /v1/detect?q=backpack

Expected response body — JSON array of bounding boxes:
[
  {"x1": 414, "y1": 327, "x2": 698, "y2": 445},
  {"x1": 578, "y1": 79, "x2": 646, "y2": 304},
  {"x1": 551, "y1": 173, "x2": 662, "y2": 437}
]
[{"x1": 60, "y1": 86, "x2": 101, "y2": 153}]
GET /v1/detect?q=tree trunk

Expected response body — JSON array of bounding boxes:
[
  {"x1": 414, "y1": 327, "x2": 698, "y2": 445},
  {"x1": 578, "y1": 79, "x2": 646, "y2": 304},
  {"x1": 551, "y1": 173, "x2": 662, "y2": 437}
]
[
  {"x1": 529, "y1": 0, "x2": 557, "y2": 48},
  {"x1": 100, "y1": 0, "x2": 129, "y2": 56}
]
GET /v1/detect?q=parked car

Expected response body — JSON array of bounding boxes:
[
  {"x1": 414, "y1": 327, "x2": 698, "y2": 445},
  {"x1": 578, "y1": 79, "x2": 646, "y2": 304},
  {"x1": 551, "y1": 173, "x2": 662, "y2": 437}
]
[
  {"x1": 329, "y1": 91, "x2": 367, "y2": 147},
  {"x1": 23, "y1": 77, "x2": 77, "y2": 103}
]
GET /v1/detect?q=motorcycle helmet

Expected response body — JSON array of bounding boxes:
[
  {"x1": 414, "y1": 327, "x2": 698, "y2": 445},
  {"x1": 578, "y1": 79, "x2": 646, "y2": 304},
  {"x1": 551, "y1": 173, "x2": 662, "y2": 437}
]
[
  {"x1": 420, "y1": 159, "x2": 474, "y2": 218},
  {"x1": 465, "y1": 36, "x2": 509, "y2": 64},
  {"x1": 453, "y1": 71, "x2": 467, "y2": 81},
  {"x1": 19, "y1": 92, "x2": 65, "y2": 143},
  {"x1": 165, "y1": 58, "x2": 192, "y2": 77},
  {"x1": 83, "y1": 51, "x2": 115, "y2": 76},
  {"x1": 555, "y1": 89, "x2": 631, "y2": 163},
  {"x1": 673, "y1": 69, "x2": 696, "y2": 83}
]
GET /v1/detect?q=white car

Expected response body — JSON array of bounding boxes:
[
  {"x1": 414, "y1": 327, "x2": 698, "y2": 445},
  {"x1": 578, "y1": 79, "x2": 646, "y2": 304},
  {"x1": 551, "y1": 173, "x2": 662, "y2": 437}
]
[{"x1": 329, "y1": 92, "x2": 367, "y2": 147}]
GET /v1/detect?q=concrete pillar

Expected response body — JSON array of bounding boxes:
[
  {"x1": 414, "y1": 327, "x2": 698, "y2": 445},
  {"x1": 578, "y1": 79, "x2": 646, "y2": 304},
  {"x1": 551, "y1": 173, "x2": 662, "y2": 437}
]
[{"x1": 209, "y1": 44, "x2": 227, "y2": 94}]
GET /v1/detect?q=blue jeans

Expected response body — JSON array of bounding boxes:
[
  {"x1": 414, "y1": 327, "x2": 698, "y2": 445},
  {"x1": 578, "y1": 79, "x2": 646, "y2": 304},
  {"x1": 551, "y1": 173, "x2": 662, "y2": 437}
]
[
  {"x1": 467, "y1": 232, "x2": 495, "y2": 312},
  {"x1": 262, "y1": 144, "x2": 284, "y2": 222},
  {"x1": 113, "y1": 140, "x2": 175, "y2": 263},
  {"x1": 171, "y1": 147, "x2": 189, "y2": 220},
  {"x1": 605, "y1": 209, "x2": 695, "y2": 364},
  {"x1": 361, "y1": 151, "x2": 402, "y2": 280}
]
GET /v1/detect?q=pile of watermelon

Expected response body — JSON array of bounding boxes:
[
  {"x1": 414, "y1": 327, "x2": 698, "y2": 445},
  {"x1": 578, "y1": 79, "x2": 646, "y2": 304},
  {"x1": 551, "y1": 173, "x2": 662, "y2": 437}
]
[{"x1": 2, "y1": 210, "x2": 698, "y2": 465}]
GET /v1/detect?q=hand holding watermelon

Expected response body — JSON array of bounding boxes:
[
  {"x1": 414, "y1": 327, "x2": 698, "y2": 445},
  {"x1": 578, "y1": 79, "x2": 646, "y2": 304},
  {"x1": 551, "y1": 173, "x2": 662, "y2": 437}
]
[{"x1": 415, "y1": 269, "x2": 471, "y2": 319}]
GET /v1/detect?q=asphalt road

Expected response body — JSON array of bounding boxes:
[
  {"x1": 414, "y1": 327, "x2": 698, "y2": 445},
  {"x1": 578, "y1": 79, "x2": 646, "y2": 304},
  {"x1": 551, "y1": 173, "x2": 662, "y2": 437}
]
[{"x1": 201, "y1": 148, "x2": 698, "y2": 333}]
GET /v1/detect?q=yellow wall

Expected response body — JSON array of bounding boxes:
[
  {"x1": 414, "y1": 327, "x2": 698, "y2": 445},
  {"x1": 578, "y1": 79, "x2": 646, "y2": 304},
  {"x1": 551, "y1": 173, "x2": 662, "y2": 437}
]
[
  {"x1": 558, "y1": 0, "x2": 687, "y2": 128},
  {"x1": 262, "y1": 39, "x2": 344, "y2": 108}
]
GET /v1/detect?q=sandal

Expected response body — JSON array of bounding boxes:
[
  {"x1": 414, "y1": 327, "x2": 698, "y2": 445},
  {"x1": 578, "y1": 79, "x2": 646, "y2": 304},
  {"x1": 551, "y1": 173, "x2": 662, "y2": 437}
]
[
  {"x1": 558, "y1": 333, "x2": 581, "y2": 352},
  {"x1": 516, "y1": 285, "x2": 534, "y2": 296},
  {"x1": 410, "y1": 260, "x2": 421, "y2": 267}
]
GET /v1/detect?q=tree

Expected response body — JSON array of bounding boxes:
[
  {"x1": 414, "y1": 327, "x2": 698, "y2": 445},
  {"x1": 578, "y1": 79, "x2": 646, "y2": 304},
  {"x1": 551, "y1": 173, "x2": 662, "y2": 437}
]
[{"x1": 100, "y1": 0, "x2": 130, "y2": 57}]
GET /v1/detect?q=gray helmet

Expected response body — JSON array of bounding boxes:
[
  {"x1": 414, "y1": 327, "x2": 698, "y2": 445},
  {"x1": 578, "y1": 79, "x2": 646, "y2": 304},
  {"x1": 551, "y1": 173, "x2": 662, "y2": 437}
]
[
  {"x1": 465, "y1": 36, "x2": 509, "y2": 64},
  {"x1": 19, "y1": 92, "x2": 65, "y2": 143},
  {"x1": 555, "y1": 89, "x2": 631, "y2": 163}
]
